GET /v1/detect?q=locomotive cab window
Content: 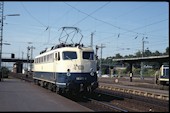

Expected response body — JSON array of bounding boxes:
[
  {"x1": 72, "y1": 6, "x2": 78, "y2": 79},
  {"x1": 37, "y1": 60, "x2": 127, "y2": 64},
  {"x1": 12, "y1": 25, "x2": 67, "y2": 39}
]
[
  {"x1": 63, "y1": 51, "x2": 77, "y2": 60},
  {"x1": 83, "y1": 52, "x2": 94, "y2": 60}
]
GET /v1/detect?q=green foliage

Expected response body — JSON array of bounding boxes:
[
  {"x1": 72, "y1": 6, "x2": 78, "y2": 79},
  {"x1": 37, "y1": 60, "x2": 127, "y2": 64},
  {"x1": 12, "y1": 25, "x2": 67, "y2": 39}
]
[
  {"x1": 133, "y1": 68, "x2": 141, "y2": 75},
  {"x1": 143, "y1": 68, "x2": 155, "y2": 77},
  {"x1": 153, "y1": 50, "x2": 161, "y2": 56},
  {"x1": 115, "y1": 53, "x2": 123, "y2": 58},
  {"x1": 165, "y1": 47, "x2": 169, "y2": 55},
  {"x1": 135, "y1": 51, "x2": 142, "y2": 57},
  {"x1": 104, "y1": 46, "x2": 168, "y2": 60}
]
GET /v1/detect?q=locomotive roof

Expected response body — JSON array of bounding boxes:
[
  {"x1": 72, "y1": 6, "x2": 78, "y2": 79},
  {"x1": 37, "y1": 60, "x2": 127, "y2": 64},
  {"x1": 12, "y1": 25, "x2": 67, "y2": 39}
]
[{"x1": 35, "y1": 43, "x2": 93, "y2": 58}]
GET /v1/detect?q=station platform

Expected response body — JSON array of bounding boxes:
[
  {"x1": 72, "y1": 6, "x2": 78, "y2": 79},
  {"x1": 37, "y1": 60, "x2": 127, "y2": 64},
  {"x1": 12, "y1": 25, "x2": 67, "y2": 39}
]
[{"x1": 0, "y1": 78, "x2": 93, "y2": 112}]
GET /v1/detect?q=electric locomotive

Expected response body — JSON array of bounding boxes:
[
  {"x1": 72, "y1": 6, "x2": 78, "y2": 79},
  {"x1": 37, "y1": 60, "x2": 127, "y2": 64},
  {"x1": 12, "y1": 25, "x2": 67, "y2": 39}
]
[{"x1": 33, "y1": 27, "x2": 98, "y2": 94}]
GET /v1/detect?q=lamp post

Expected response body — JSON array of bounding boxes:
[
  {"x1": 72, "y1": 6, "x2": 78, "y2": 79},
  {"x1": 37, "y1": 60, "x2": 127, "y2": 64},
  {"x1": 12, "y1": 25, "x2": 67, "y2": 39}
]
[{"x1": 0, "y1": 2, "x2": 20, "y2": 81}]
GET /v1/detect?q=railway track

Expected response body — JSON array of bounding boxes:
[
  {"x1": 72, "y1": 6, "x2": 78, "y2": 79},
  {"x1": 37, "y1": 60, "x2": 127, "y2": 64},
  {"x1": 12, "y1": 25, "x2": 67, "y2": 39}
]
[
  {"x1": 93, "y1": 88, "x2": 169, "y2": 112},
  {"x1": 62, "y1": 92, "x2": 129, "y2": 112},
  {"x1": 87, "y1": 98, "x2": 128, "y2": 112}
]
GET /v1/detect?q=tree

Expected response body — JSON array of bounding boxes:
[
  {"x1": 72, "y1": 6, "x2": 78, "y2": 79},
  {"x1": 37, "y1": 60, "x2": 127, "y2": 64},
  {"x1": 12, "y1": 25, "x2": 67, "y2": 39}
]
[
  {"x1": 165, "y1": 47, "x2": 169, "y2": 55},
  {"x1": 135, "y1": 50, "x2": 142, "y2": 57},
  {"x1": 153, "y1": 50, "x2": 161, "y2": 56},
  {"x1": 128, "y1": 54, "x2": 134, "y2": 58},
  {"x1": 144, "y1": 49, "x2": 152, "y2": 57},
  {"x1": 115, "y1": 53, "x2": 123, "y2": 58}
]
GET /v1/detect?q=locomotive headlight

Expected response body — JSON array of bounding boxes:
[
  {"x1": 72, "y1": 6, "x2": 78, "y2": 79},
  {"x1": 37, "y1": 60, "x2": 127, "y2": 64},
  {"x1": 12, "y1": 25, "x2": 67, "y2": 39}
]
[
  {"x1": 90, "y1": 68, "x2": 94, "y2": 76},
  {"x1": 67, "y1": 69, "x2": 71, "y2": 76}
]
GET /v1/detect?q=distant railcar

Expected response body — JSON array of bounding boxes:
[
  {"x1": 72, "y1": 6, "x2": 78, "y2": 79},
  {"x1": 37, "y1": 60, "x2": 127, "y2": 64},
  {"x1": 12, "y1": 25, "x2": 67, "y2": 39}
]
[{"x1": 157, "y1": 65, "x2": 169, "y2": 85}]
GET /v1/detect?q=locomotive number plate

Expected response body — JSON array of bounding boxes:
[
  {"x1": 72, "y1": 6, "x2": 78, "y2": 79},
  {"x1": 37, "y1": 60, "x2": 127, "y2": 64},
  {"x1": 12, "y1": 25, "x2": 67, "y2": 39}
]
[{"x1": 76, "y1": 77, "x2": 86, "y2": 80}]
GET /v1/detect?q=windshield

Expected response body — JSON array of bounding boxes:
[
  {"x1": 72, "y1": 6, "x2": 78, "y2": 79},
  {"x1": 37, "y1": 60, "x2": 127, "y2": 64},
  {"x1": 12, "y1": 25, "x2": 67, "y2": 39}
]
[
  {"x1": 63, "y1": 51, "x2": 77, "y2": 60},
  {"x1": 83, "y1": 52, "x2": 94, "y2": 60},
  {"x1": 163, "y1": 68, "x2": 169, "y2": 77}
]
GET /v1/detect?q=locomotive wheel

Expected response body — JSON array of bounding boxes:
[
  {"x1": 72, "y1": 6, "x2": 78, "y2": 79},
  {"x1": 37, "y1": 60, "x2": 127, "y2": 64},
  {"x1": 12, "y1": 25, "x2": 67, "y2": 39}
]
[
  {"x1": 48, "y1": 83, "x2": 53, "y2": 91},
  {"x1": 56, "y1": 87, "x2": 63, "y2": 94},
  {"x1": 33, "y1": 79, "x2": 36, "y2": 84},
  {"x1": 44, "y1": 82, "x2": 48, "y2": 89},
  {"x1": 51, "y1": 84, "x2": 56, "y2": 92},
  {"x1": 34, "y1": 79, "x2": 40, "y2": 85},
  {"x1": 37, "y1": 80, "x2": 41, "y2": 86}
]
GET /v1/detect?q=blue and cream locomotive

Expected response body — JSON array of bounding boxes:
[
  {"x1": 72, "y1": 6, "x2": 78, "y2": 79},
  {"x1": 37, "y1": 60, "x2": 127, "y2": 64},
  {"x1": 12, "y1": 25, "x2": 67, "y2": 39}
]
[{"x1": 33, "y1": 27, "x2": 98, "y2": 94}]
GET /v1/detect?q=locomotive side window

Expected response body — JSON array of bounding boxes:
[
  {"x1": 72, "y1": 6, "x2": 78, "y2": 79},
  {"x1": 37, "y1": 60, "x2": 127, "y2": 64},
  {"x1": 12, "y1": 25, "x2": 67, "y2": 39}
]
[
  {"x1": 58, "y1": 52, "x2": 60, "y2": 60},
  {"x1": 63, "y1": 51, "x2": 77, "y2": 60},
  {"x1": 55, "y1": 52, "x2": 60, "y2": 61},
  {"x1": 83, "y1": 52, "x2": 94, "y2": 60},
  {"x1": 47, "y1": 55, "x2": 49, "y2": 61},
  {"x1": 55, "y1": 53, "x2": 58, "y2": 61}
]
